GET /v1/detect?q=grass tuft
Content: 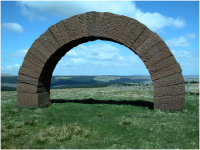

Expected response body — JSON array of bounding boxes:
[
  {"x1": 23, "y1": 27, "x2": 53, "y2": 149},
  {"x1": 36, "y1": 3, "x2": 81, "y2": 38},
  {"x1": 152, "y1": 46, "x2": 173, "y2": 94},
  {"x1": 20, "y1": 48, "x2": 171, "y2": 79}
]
[{"x1": 119, "y1": 116, "x2": 132, "y2": 125}]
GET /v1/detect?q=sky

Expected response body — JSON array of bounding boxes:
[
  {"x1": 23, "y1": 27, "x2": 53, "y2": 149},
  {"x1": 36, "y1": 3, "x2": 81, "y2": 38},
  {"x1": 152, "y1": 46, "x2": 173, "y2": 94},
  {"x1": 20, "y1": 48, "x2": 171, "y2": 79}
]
[{"x1": 1, "y1": 1, "x2": 199, "y2": 76}]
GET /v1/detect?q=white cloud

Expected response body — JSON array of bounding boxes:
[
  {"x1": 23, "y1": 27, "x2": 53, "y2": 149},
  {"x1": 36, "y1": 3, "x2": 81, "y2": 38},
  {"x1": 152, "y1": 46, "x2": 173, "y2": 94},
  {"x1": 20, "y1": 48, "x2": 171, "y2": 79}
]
[
  {"x1": 172, "y1": 49, "x2": 199, "y2": 67},
  {"x1": 56, "y1": 42, "x2": 145, "y2": 70},
  {"x1": 91, "y1": 61, "x2": 110, "y2": 67},
  {"x1": 64, "y1": 43, "x2": 122, "y2": 61},
  {"x1": 18, "y1": 3, "x2": 47, "y2": 21},
  {"x1": 7, "y1": 49, "x2": 28, "y2": 58},
  {"x1": 65, "y1": 50, "x2": 78, "y2": 57},
  {"x1": 172, "y1": 17, "x2": 186, "y2": 28},
  {"x1": 2, "y1": 58, "x2": 11, "y2": 61},
  {"x1": 119, "y1": 56, "x2": 125, "y2": 60},
  {"x1": 166, "y1": 36, "x2": 191, "y2": 47},
  {"x1": 1, "y1": 23, "x2": 24, "y2": 33},
  {"x1": 17, "y1": 1, "x2": 138, "y2": 19},
  {"x1": 134, "y1": 12, "x2": 186, "y2": 32},
  {"x1": 70, "y1": 58, "x2": 85, "y2": 63},
  {"x1": 17, "y1": 1, "x2": 186, "y2": 32},
  {"x1": 126, "y1": 54, "x2": 145, "y2": 68},
  {"x1": 1, "y1": 64, "x2": 20, "y2": 71},
  {"x1": 184, "y1": 33, "x2": 196, "y2": 39}
]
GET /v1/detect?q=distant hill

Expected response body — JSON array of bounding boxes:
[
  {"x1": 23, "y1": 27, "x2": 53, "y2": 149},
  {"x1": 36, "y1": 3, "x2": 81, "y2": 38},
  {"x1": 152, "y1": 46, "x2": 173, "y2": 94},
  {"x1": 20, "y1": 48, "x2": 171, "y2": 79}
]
[
  {"x1": 1, "y1": 73, "x2": 16, "y2": 77},
  {"x1": 130, "y1": 74, "x2": 150, "y2": 76},
  {"x1": 183, "y1": 75, "x2": 199, "y2": 77},
  {"x1": 1, "y1": 76, "x2": 18, "y2": 84},
  {"x1": 50, "y1": 75, "x2": 152, "y2": 88},
  {"x1": 1, "y1": 74, "x2": 198, "y2": 91}
]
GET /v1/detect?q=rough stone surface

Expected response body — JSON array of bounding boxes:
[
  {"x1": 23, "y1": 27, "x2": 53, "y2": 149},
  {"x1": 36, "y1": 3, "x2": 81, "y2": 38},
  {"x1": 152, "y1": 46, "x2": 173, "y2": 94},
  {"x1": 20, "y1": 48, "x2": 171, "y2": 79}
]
[
  {"x1": 154, "y1": 95, "x2": 185, "y2": 111},
  {"x1": 17, "y1": 92, "x2": 51, "y2": 108},
  {"x1": 18, "y1": 66, "x2": 40, "y2": 79},
  {"x1": 153, "y1": 72, "x2": 185, "y2": 88},
  {"x1": 154, "y1": 83, "x2": 186, "y2": 97},
  {"x1": 136, "y1": 32, "x2": 163, "y2": 58},
  {"x1": 16, "y1": 11, "x2": 185, "y2": 111},
  {"x1": 151, "y1": 63, "x2": 182, "y2": 81}
]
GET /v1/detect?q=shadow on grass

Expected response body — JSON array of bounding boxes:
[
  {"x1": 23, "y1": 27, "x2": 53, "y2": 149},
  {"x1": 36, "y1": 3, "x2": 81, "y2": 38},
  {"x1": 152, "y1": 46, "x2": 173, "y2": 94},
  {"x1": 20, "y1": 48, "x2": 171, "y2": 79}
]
[{"x1": 50, "y1": 98, "x2": 154, "y2": 110}]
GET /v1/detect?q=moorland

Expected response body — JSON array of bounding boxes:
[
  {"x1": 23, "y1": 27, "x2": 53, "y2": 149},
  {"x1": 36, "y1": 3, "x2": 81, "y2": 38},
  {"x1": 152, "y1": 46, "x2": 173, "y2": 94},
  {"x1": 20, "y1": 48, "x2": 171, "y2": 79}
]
[{"x1": 1, "y1": 76, "x2": 199, "y2": 148}]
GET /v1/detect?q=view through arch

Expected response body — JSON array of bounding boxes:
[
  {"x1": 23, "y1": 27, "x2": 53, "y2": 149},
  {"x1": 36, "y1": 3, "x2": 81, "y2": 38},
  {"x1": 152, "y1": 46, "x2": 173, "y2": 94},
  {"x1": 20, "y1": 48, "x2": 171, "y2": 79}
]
[{"x1": 16, "y1": 11, "x2": 185, "y2": 111}]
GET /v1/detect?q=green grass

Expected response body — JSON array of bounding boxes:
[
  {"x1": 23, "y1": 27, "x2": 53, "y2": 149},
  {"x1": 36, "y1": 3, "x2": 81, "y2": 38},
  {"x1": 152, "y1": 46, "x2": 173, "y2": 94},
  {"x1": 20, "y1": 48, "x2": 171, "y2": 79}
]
[{"x1": 1, "y1": 85, "x2": 199, "y2": 149}]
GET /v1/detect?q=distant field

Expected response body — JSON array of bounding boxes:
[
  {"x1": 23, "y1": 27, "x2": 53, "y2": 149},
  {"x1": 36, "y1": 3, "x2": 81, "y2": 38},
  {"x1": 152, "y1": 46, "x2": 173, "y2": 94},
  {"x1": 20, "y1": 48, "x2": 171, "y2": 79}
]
[
  {"x1": 185, "y1": 83, "x2": 199, "y2": 93},
  {"x1": 93, "y1": 76, "x2": 151, "y2": 82},
  {"x1": 54, "y1": 76, "x2": 73, "y2": 80},
  {"x1": 1, "y1": 84, "x2": 199, "y2": 149},
  {"x1": 184, "y1": 76, "x2": 199, "y2": 82}
]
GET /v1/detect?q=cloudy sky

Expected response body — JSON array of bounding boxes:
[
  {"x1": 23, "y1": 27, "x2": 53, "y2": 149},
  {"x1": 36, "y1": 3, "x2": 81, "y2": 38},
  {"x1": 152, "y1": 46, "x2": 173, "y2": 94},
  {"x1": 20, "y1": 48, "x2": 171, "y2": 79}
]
[{"x1": 1, "y1": 1, "x2": 199, "y2": 76}]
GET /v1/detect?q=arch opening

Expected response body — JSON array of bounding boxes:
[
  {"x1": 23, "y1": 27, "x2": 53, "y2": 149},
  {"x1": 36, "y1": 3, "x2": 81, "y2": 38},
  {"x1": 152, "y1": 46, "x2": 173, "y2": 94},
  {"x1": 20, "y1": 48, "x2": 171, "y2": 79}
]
[{"x1": 16, "y1": 11, "x2": 185, "y2": 111}]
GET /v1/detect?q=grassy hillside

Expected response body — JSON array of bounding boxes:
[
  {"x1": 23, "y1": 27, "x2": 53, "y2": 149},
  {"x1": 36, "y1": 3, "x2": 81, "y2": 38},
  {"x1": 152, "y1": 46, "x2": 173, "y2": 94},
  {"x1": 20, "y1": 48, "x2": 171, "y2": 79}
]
[{"x1": 1, "y1": 84, "x2": 199, "y2": 149}]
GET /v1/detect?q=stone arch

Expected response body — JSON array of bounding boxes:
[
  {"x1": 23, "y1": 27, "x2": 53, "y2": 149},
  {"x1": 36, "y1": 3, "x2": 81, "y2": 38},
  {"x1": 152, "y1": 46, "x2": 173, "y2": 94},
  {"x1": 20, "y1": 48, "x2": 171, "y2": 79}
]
[{"x1": 16, "y1": 11, "x2": 185, "y2": 111}]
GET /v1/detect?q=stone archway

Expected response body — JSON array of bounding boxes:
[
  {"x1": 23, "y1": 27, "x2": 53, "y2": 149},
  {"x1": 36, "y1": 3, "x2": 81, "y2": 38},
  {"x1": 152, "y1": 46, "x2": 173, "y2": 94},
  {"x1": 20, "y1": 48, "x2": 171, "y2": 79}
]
[{"x1": 16, "y1": 11, "x2": 185, "y2": 111}]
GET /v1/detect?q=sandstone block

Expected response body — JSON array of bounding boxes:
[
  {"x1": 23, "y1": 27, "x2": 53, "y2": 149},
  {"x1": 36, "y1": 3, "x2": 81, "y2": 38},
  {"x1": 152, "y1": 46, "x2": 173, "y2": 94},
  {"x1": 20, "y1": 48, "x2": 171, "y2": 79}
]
[
  {"x1": 154, "y1": 83, "x2": 186, "y2": 97},
  {"x1": 24, "y1": 51, "x2": 44, "y2": 68},
  {"x1": 130, "y1": 28, "x2": 153, "y2": 52},
  {"x1": 92, "y1": 12, "x2": 104, "y2": 37},
  {"x1": 148, "y1": 55, "x2": 177, "y2": 74},
  {"x1": 18, "y1": 66, "x2": 40, "y2": 79},
  {"x1": 99, "y1": 12, "x2": 115, "y2": 37},
  {"x1": 85, "y1": 11, "x2": 97, "y2": 37},
  {"x1": 56, "y1": 20, "x2": 71, "y2": 44},
  {"x1": 29, "y1": 40, "x2": 51, "y2": 62},
  {"x1": 17, "y1": 73, "x2": 39, "y2": 86},
  {"x1": 37, "y1": 29, "x2": 60, "y2": 54},
  {"x1": 153, "y1": 72, "x2": 185, "y2": 88},
  {"x1": 17, "y1": 92, "x2": 51, "y2": 108},
  {"x1": 78, "y1": 13, "x2": 89, "y2": 37},
  {"x1": 154, "y1": 95, "x2": 185, "y2": 111},
  {"x1": 142, "y1": 44, "x2": 161, "y2": 62},
  {"x1": 113, "y1": 15, "x2": 131, "y2": 43},
  {"x1": 63, "y1": 15, "x2": 83, "y2": 40},
  {"x1": 121, "y1": 19, "x2": 139, "y2": 45},
  {"x1": 136, "y1": 32, "x2": 163, "y2": 58},
  {"x1": 49, "y1": 24, "x2": 66, "y2": 47},
  {"x1": 151, "y1": 63, "x2": 182, "y2": 80},
  {"x1": 106, "y1": 14, "x2": 122, "y2": 40},
  {"x1": 22, "y1": 60, "x2": 43, "y2": 74},
  {"x1": 17, "y1": 73, "x2": 50, "y2": 87},
  {"x1": 17, "y1": 82, "x2": 49, "y2": 94},
  {"x1": 125, "y1": 21, "x2": 147, "y2": 49},
  {"x1": 145, "y1": 47, "x2": 173, "y2": 68}
]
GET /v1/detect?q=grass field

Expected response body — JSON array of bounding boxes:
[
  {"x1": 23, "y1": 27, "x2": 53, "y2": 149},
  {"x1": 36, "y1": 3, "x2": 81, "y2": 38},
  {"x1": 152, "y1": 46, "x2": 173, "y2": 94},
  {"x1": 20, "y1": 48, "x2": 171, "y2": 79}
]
[{"x1": 1, "y1": 84, "x2": 199, "y2": 149}]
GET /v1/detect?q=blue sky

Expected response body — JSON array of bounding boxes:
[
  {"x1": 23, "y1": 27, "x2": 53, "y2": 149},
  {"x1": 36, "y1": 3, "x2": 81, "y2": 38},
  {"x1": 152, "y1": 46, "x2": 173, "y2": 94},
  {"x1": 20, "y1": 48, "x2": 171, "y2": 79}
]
[{"x1": 1, "y1": 1, "x2": 199, "y2": 76}]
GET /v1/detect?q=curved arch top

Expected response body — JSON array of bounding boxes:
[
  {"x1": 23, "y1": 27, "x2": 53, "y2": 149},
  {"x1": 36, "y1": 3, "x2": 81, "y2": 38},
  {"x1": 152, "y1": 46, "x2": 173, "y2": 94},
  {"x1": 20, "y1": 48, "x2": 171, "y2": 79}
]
[{"x1": 16, "y1": 11, "x2": 185, "y2": 111}]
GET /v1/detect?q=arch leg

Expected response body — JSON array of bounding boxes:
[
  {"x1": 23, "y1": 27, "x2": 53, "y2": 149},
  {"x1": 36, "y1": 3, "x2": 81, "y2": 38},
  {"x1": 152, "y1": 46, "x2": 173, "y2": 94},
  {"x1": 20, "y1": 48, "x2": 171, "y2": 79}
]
[{"x1": 16, "y1": 92, "x2": 51, "y2": 108}]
